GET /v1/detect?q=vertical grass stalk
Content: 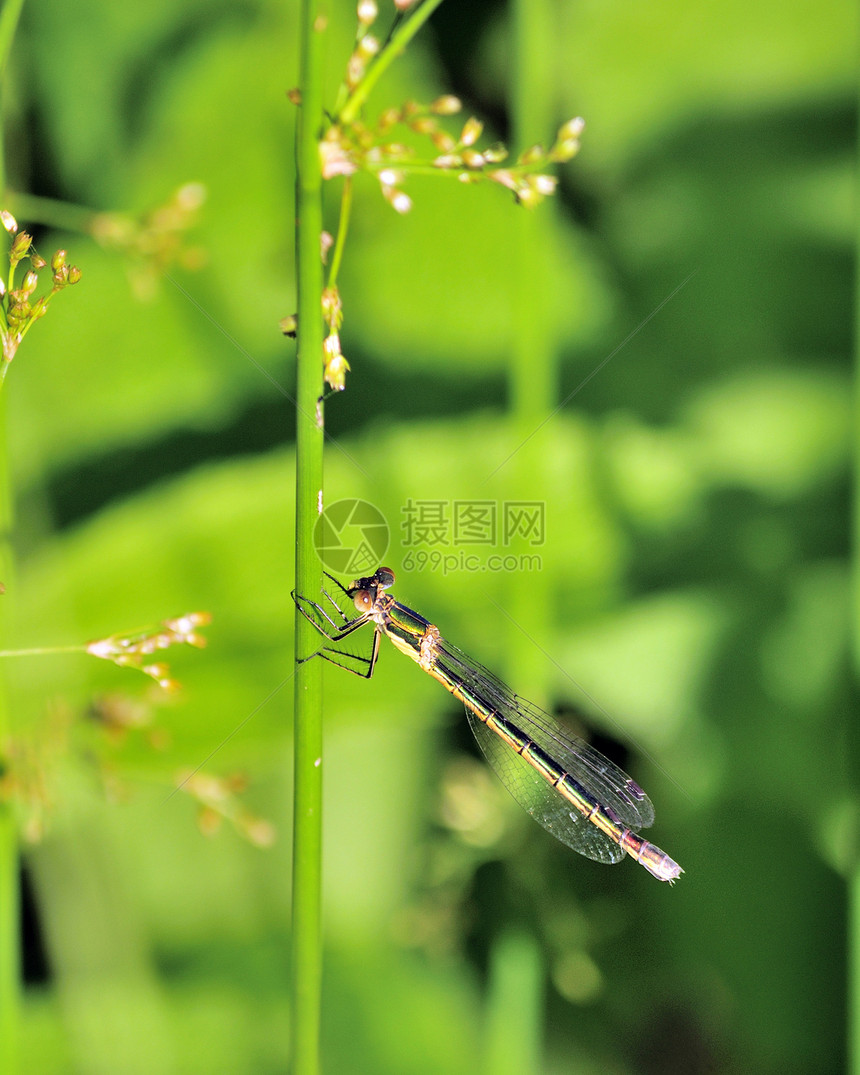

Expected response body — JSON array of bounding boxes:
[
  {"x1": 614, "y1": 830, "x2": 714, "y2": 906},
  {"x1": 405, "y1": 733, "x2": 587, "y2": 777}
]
[
  {"x1": 482, "y1": 930, "x2": 543, "y2": 1075},
  {"x1": 0, "y1": 2, "x2": 26, "y2": 1069},
  {"x1": 291, "y1": 0, "x2": 326, "y2": 1071},
  {"x1": 506, "y1": 0, "x2": 557, "y2": 693},
  {"x1": 849, "y1": 96, "x2": 860, "y2": 1073},
  {"x1": 0, "y1": 396, "x2": 18, "y2": 1073},
  {"x1": 487, "y1": 0, "x2": 559, "y2": 1064}
]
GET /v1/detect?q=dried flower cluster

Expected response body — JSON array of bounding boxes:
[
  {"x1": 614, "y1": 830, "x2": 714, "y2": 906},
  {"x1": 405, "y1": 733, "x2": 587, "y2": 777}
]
[
  {"x1": 321, "y1": 103, "x2": 584, "y2": 212},
  {"x1": 320, "y1": 284, "x2": 350, "y2": 390},
  {"x1": 0, "y1": 690, "x2": 271, "y2": 848},
  {"x1": 0, "y1": 211, "x2": 81, "y2": 373},
  {"x1": 178, "y1": 769, "x2": 276, "y2": 847},
  {"x1": 288, "y1": 0, "x2": 586, "y2": 393},
  {"x1": 0, "y1": 694, "x2": 166, "y2": 842},
  {"x1": 90, "y1": 182, "x2": 207, "y2": 300},
  {"x1": 86, "y1": 611, "x2": 212, "y2": 690},
  {"x1": 322, "y1": 2, "x2": 585, "y2": 216}
]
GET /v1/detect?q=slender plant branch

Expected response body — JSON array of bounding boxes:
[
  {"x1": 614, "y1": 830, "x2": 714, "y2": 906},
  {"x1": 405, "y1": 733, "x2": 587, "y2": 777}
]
[
  {"x1": 291, "y1": 0, "x2": 326, "y2": 1071},
  {"x1": 326, "y1": 175, "x2": 353, "y2": 291},
  {"x1": 0, "y1": 0, "x2": 23, "y2": 88},
  {"x1": 336, "y1": 0, "x2": 446, "y2": 125},
  {"x1": 0, "y1": 645, "x2": 85, "y2": 657},
  {"x1": 6, "y1": 192, "x2": 99, "y2": 235}
]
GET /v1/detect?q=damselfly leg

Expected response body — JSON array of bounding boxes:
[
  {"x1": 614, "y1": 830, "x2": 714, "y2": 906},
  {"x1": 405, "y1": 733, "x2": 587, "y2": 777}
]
[{"x1": 292, "y1": 574, "x2": 381, "y2": 678}]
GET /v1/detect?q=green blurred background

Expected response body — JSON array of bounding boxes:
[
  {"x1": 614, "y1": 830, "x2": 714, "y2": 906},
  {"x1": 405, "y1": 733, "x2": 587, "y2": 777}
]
[{"x1": 3, "y1": 0, "x2": 853, "y2": 1071}]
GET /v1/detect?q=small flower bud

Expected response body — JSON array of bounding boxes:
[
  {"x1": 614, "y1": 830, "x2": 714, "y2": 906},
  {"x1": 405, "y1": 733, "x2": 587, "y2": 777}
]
[
  {"x1": 66, "y1": 265, "x2": 82, "y2": 285},
  {"x1": 558, "y1": 116, "x2": 585, "y2": 140},
  {"x1": 531, "y1": 174, "x2": 558, "y2": 196},
  {"x1": 394, "y1": 0, "x2": 418, "y2": 9},
  {"x1": 346, "y1": 54, "x2": 365, "y2": 88},
  {"x1": 0, "y1": 211, "x2": 17, "y2": 235},
  {"x1": 431, "y1": 131, "x2": 456, "y2": 153},
  {"x1": 321, "y1": 285, "x2": 342, "y2": 328},
  {"x1": 175, "y1": 182, "x2": 206, "y2": 210},
  {"x1": 549, "y1": 138, "x2": 581, "y2": 163},
  {"x1": 197, "y1": 807, "x2": 222, "y2": 836},
  {"x1": 10, "y1": 233, "x2": 32, "y2": 263},
  {"x1": 287, "y1": 87, "x2": 302, "y2": 105},
  {"x1": 51, "y1": 249, "x2": 67, "y2": 271},
  {"x1": 459, "y1": 117, "x2": 483, "y2": 147},
  {"x1": 432, "y1": 154, "x2": 462, "y2": 170},
  {"x1": 483, "y1": 143, "x2": 508, "y2": 163},
  {"x1": 20, "y1": 271, "x2": 38, "y2": 297},
  {"x1": 319, "y1": 136, "x2": 357, "y2": 179},
  {"x1": 245, "y1": 818, "x2": 277, "y2": 847},
  {"x1": 357, "y1": 0, "x2": 377, "y2": 25},
  {"x1": 409, "y1": 116, "x2": 436, "y2": 135},
  {"x1": 515, "y1": 185, "x2": 540, "y2": 208},
  {"x1": 8, "y1": 299, "x2": 30, "y2": 324},
  {"x1": 324, "y1": 352, "x2": 350, "y2": 391},
  {"x1": 87, "y1": 639, "x2": 115, "y2": 660},
  {"x1": 380, "y1": 181, "x2": 412, "y2": 213},
  {"x1": 323, "y1": 333, "x2": 350, "y2": 390},
  {"x1": 280, "y1": 314, "x2": 298, "y2": 337},
  {"x1": 377, "y1": 107, "x2": 400, "y2": 130},
  {"x1": 431, "y1": 95, "x2": 461, "y2": 115},
  {"x1": 357, "y1": 34, "x2": 379, "y2": 60},
  {"x1": 461, "y1": 148, "x2": 485, "y2": 169},
  {"x1": 518, "y1": 143, "x2": 544, "y2": 165},
  {"x1": 29, "y1": 253, "x2": 47, "y2": 270}
]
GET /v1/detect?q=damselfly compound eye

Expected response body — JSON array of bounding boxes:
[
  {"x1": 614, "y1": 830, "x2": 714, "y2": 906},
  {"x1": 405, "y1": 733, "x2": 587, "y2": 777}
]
[
  {"x1": 353, "y1": 590, "x2": 373, "y2": 613},
  {"x1": 377, "y1": 567, "x2": 396, "y2": 588}
]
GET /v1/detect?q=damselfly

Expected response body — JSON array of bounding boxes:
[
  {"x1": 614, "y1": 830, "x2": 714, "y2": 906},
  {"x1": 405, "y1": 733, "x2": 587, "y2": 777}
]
[{"x1": 293, "y1": 566, "x2": 682, "y2": 883}]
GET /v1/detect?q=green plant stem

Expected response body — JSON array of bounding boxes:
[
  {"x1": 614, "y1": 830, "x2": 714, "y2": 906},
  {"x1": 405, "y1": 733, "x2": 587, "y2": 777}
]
[
  {"x1": 6, "y1": 191, "x2": 99, "y2": 235},
  {"x1": 852, "y1": 865, "x2": 860, "y2": 1075},
  {"x1": 0, "y1": 395, "x2": 16, "y2": 1074},
  {"x1": 326, "y1": 175, "x2": 352, "y2": 292},
  {"x1": 0, "y1": 645, "x2": 85, "y2": 657},
  {"x1": 482, "y1": 931, "x2": 542, "y2": 1075},
  {"x1": 850, "y1": 82, "x2": 860, "y2": 1074},
  {"x1": 489, "y1": 3, "x2": 557, "y2": 1063},
  {"x1": 0, "y1": 2, "x2": 24, "y2": 1067},
  {"x1": 291, "y1": 0, "x2": 326, "y2": 1073},
  {"x1": 505, "y1": 0, "x2": 555, "y2": 695},
  {"x1": 0, "y1": 0, "x2": 24, "y2": 197},
  {"x1": 0, "y1": 0, "x2": 23, "y2": 85},
  {"x1": 336, "y1": 0, "x2": 446, "y2": 125}
]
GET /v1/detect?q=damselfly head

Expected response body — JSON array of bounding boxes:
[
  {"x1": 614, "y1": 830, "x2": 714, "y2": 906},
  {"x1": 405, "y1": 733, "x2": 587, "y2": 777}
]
[
  {"x1": 348, "y1": 565, "x2": 395, "y2": 593},
  {"x1": 348, "y1": 565, "x2": 396, "y2": 611}
]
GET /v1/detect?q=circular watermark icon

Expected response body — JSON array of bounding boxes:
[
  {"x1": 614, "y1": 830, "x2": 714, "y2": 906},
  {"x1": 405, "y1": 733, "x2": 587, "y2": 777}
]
[{"x1": 313, "y1": 498, "x2": 389, "y2": 575}]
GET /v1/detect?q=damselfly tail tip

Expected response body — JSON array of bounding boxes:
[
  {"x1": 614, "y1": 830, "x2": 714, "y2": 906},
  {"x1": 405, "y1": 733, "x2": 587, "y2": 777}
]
[
  {"x1": 659, "y1": 859, "x2": 684, "y2": 885},
  {"x1": 634, "y1": 839, "x2": 683, "y2": 883}
]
